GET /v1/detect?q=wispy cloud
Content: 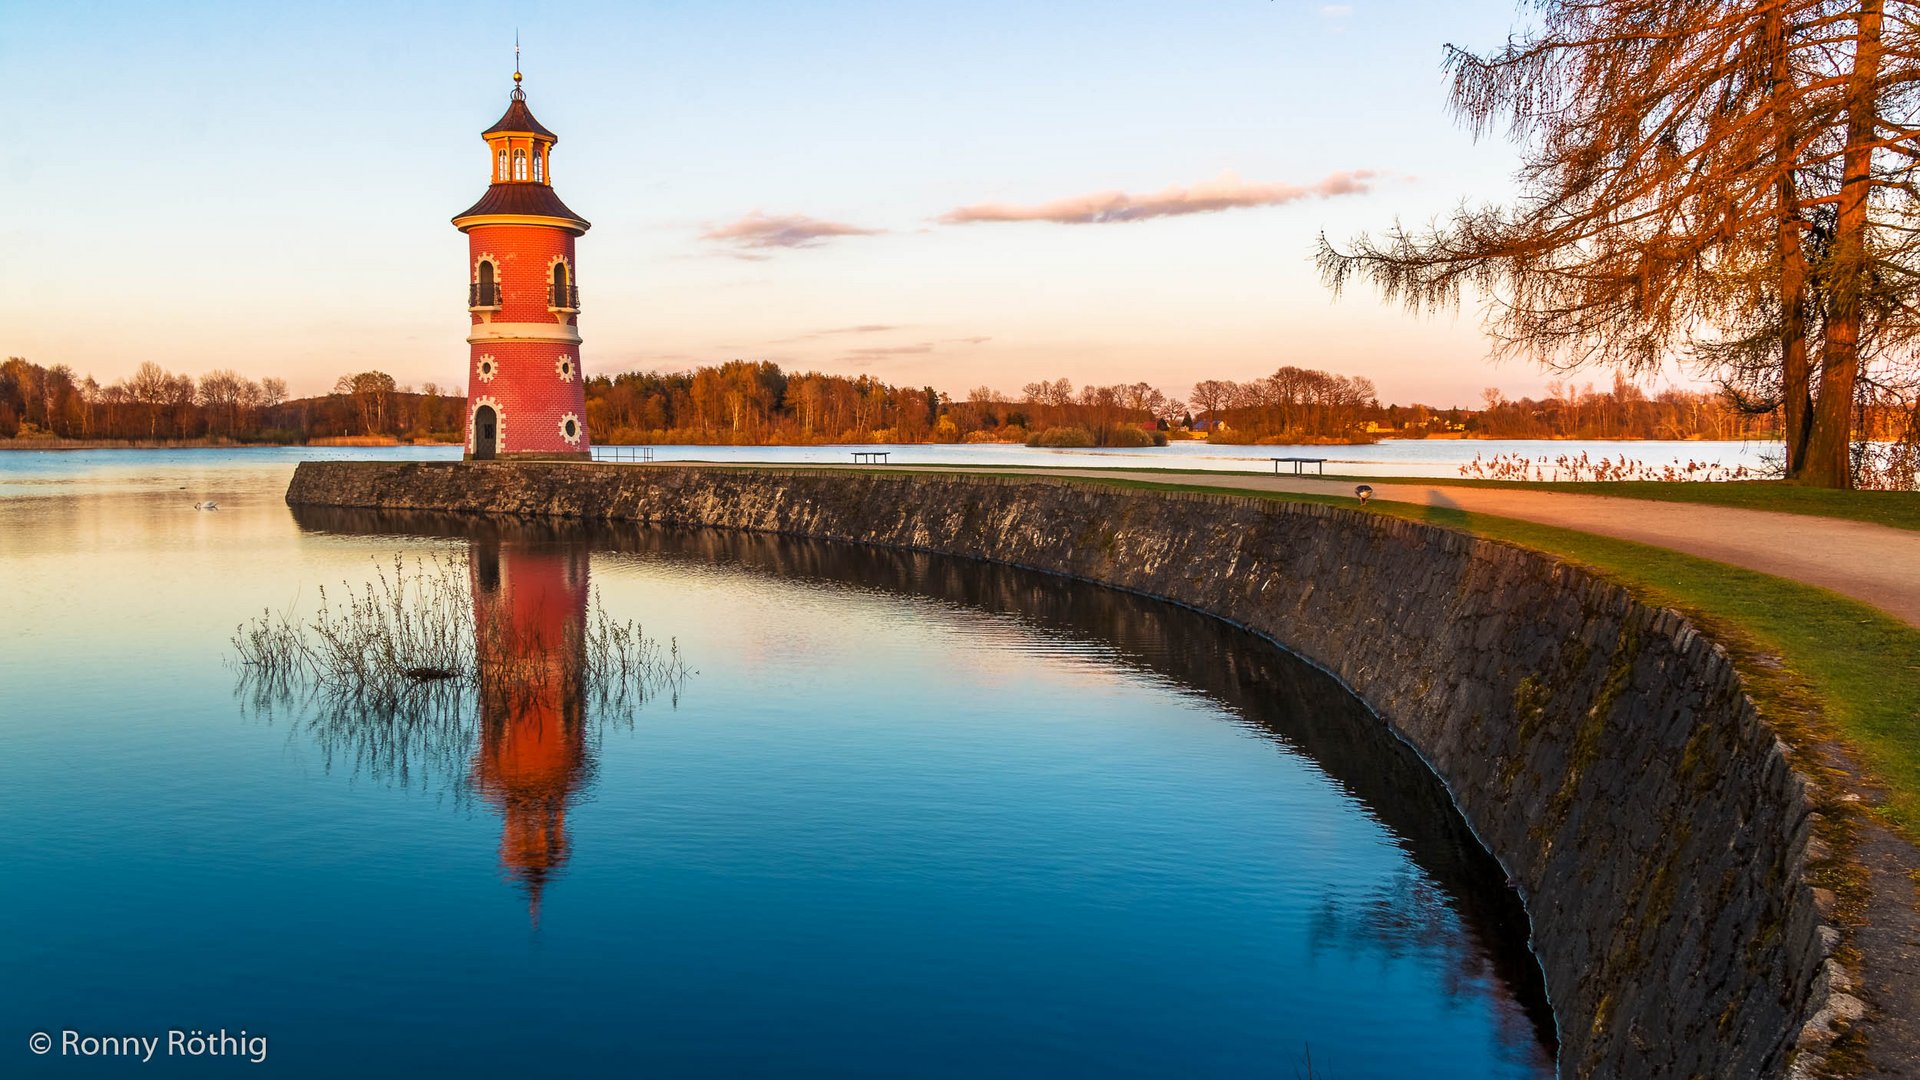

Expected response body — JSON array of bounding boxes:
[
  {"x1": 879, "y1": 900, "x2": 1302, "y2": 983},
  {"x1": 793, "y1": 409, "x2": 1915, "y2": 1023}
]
[
  {"x1": 772, "y1": 324, "x2": 904, "y2": 344},
  {"x1": 701, "y1": 211, "x2": 884, "y2": 252},
  {"x1": 937, "y1": 170, "x2": 1376, "y2": 226},
  {"x1": 808, "y1": 324, "x2": 899, "y2": 338},
  {"x1": 1320, "y1": 4, "x2": 1352, "y2": 17},
  {"x1": 847, "y1": 344, "x2": 935, "y2": 357}
]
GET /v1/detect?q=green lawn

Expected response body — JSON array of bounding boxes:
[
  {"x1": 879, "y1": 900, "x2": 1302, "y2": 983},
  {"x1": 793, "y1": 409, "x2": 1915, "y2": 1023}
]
[{"x1": 1027, "y1": 472, "x2": 1920, "y2": 838}]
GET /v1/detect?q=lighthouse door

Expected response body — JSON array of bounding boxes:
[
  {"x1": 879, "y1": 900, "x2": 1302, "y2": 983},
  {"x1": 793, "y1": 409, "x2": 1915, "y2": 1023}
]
[{"x1": 474, "y1": 405, "x2": 499, "y2": 460}]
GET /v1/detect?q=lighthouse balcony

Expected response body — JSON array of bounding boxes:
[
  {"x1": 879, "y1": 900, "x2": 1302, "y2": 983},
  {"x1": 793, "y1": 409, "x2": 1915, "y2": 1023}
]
[
  {"x1": 469, "y1": 283, "x2": 503, "y2": 311},
  {"x1": 548, "y1": 284, "x2": 580, "y2": 314}
]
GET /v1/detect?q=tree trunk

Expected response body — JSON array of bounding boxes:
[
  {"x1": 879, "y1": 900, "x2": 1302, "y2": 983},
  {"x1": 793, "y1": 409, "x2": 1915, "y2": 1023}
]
[
  {"x1": 1767, "y1": 0, "x2": 1814, "y2": 476},
  {"x1": 1804, "y1": 0, "x2": 1883, "y2": 488}
]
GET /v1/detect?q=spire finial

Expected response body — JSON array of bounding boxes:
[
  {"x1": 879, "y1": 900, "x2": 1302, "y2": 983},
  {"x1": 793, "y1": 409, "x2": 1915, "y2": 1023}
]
[{"x1": 511, "y1": 31, "x2": 525, "y2": 100}]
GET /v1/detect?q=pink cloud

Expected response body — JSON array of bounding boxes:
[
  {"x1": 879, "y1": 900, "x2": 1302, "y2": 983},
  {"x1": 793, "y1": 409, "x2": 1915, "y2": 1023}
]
[
  {"x1": 702, "y1": 211, "x2": 884, "y2": 250},
  {"x1": 937, "y1": 170, "x2": 1377, "y2": 226},
  {"x1": 847, "y1": 344, "x2": 935, "y2": 357},
  {"x1": 773, "y1": 324, "x2": 907, "y2": 344},
  {"x1": 806, "y1": 324, "x2": 899, "y2": 337}
]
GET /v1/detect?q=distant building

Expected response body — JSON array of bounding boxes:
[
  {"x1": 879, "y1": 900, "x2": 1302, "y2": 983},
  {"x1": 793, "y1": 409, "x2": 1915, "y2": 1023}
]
[{"x1": 454, "y1": 54, "x2": 592, "y2": 460}]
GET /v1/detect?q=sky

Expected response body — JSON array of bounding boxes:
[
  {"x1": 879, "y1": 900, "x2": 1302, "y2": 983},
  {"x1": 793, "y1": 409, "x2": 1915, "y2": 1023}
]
[{"x1": 0, "y1": 0, "x2": 1669, "y2": 408}]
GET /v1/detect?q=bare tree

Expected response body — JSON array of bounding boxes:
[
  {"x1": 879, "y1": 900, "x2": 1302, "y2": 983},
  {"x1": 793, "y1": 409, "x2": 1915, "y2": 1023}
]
[
  {"x1": 1189, "y1": 379, "x2": 1232, "y2": 421},
  {"x1": 127, "y1": 361, "x2": 172, "y2": 437},
  {"x1": 165, "y1": 373, "x2": 197, "y2": 438},
  {"x1": 335, "y1": 371, "x2": 397, "y2": 435},
  {"x1": 198, "y1": 369, "x2": 248, "y2": 437}
]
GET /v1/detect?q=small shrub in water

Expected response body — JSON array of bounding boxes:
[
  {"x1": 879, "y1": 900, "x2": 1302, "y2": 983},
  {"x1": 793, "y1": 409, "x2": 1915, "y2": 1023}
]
[{"x1": 233, "y1": 552, "x2": 691, "y2": 720}]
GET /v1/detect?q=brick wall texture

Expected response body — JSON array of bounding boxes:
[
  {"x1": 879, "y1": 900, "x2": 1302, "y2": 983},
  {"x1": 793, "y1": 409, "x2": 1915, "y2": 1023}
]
[{"x1": 465, "y1": 223, "x2": 588, "y2": 457}]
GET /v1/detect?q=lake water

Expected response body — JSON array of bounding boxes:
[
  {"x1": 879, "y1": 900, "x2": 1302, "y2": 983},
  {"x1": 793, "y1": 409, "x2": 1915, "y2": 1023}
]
[
  {"x1": 608, "y1": 437, "x2": 1780, "y2": 478},
  {"x1": 0, "y1": 451, "x2": 1555, "y2": 1077},
  {"x1": 0, "y1": 437, "x2": 1780, "y2": 495}
]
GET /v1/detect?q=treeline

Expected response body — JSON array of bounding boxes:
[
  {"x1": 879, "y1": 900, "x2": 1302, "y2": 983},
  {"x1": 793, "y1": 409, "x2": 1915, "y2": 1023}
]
[
  {"x1": 1188, "y1": 368, "x2": 1380, "y2": 442},
  {"x1": 1183, "y1": 370, "x2": 1772, "y2": 442},
  {"x1": 585, "y1": 361, "x2": 944, "y2": 445},
  {"x1": 1466, "y1": 377, "x2": 1777, "y2": 441},
  {"x1": 0, "y1": 358, "x2": 464, "y2": 443},
  {"x1": 583, "y1": 360, "x2": 1766, "y2": 446},
  {"x1": 5, "y1": 354, "x2": 1785, "y2": 449},
  {"x1": 586, "y1": 362, "x2": 1185, "y2": 447}
]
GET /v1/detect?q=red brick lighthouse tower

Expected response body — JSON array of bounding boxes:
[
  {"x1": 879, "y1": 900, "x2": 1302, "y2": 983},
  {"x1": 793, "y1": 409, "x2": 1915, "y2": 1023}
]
[{"x1": 454, "y1": 50, "x2": 591, "y2": 460}]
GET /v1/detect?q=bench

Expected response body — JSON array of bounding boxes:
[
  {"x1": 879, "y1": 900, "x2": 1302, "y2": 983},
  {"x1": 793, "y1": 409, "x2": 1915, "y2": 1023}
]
[
  {"x1": 1270, "y1": 456, "x2": 1326, "y2": 476},
  {"x1": 852, "y1": 451, "x2": 891, "y2": 465},
  {"x1": 592, "y1": 446, "x2": 655, "y2": 462}
]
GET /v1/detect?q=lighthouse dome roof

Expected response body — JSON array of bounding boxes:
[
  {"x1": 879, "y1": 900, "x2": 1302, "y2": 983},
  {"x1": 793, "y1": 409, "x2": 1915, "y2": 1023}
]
[
  {"x1": 453, "y1": 182, "x2": 590, "y2": 233},
  {"x1": 483, "y1": 90, "x2": 558, "y2": 142}
]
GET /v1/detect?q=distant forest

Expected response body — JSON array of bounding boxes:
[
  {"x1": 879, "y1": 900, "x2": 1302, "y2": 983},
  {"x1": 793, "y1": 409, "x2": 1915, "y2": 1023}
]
[
  {"x1": 0, "y1": 359, "x2": 465, "y2": 445},
  {"x1": 1, "y1": 354, "x2": 1788, "y2": 448}
]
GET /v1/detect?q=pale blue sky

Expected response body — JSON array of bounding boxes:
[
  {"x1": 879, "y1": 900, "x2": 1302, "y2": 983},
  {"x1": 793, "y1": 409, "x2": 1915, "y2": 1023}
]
[{"x1": 1, "y1": 0, "x2": 1628, "y2": 407}]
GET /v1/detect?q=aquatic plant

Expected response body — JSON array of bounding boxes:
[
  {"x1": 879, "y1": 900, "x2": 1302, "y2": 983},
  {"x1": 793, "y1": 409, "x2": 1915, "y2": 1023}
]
[
  {"x1": 233, "y1": 552, "x2": 690, "y2": 719},
  {"x1": 1458, "y1": 451, "x2": 1759, "y2": 483}
]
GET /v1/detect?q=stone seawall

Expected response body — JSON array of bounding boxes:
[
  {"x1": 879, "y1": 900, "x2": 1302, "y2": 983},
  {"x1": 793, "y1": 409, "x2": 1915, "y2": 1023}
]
[{"x1": 288, "y1": 460, "x2": 1843, "y2": 1078}]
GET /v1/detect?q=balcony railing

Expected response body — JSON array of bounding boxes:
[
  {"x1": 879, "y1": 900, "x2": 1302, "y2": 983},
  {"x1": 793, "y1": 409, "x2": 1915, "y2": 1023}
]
[
  {"x1": 549, "y1": 284, "x2": 581, "y2": 312},
  {"x1": 469, "y1": 283, "x2": 501, "y2": 309}
]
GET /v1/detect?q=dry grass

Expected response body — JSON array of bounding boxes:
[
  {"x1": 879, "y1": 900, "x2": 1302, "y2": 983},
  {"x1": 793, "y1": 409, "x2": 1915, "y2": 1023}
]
[{"x1": 233, "y1": 552, "x2": 691, "y2": 727}]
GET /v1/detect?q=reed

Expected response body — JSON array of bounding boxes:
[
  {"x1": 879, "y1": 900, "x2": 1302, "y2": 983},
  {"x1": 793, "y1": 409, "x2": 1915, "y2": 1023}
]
[
  {"x1": 1458, "y1": 450, "x2": 1758, "y2": 483},
  {"x1": 233, "y1": 551, "x2": 692, "y2": 731}
]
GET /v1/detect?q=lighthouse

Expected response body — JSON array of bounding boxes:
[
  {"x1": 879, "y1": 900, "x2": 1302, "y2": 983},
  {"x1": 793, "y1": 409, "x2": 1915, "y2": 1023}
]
[{"x1": 454, "y1": 54, "x2": 591, "y2": 460}]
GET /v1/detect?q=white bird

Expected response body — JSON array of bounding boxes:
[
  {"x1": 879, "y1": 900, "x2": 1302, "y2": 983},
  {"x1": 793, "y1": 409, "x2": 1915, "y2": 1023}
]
[{"x1": 194, "y1": 501, "x2": 219, "y2": 511}]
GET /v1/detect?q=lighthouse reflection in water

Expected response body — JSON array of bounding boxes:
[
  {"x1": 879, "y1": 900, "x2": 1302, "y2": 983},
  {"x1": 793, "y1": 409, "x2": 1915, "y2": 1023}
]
[
  {"x1": 468, "y1": 533, "x2": 592, "y2": 921},
  {"x1": 254, "y1": 511, "x2": 693, "y2": 925}
]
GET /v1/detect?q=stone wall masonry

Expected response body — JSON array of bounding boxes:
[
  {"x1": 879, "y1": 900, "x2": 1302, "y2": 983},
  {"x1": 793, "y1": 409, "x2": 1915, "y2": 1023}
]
[{"x1": 287, "y1": 459, "x2": 1850, "y2": 1078}]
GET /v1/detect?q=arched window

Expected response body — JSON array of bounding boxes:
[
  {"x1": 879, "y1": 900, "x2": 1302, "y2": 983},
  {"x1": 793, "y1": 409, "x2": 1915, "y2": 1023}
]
[
  {"x1": 497, "y1": 148, "x2": 508, "y2": 181},
  {"x1": 532, "y1": 150, "x2": 544, "y2": 183},
  {"x1": 512, "y1": 149, "x2": 528, "y2": 180},
  {"x1": 550, "y1": 261, "x2": 571, "y2": 309},
  {"x1": 474, "y1": 261, "x2": 498, "y2": 308}
]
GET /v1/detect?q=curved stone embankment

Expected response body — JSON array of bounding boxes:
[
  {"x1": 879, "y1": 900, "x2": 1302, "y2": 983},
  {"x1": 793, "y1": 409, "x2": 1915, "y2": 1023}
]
[{"x1": 288, "y1": 460, "x2": 1850, "y2": 1078}]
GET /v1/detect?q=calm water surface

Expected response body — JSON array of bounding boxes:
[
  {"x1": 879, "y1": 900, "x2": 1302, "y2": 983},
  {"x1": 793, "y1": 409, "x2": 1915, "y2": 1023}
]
[
  {"x1": 632, "y1": 436, "x2": 1779, "y2": 478},
  {"x1": 0, "y1": 451, "x2": 1555, "y2": 1077},
  {"x1": 0, "y1": 436, "x2": 1777, "y2": 490}
]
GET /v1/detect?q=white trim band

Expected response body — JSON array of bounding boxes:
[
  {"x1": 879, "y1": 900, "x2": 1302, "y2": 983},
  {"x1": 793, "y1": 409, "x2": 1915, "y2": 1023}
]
[{"x1": 467, "y1": 322, "x2": 583, "y2": 346}]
